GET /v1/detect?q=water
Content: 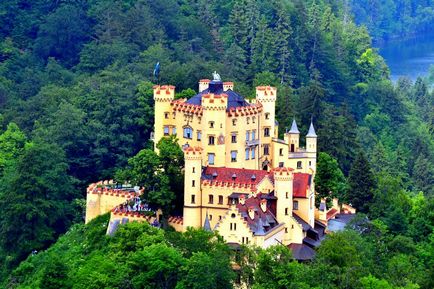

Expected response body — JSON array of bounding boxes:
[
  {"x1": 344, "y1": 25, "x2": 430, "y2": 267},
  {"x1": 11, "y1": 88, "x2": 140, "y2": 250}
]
[{"x1": 378, "y1": 34, "x2": 434, "y2": 82}]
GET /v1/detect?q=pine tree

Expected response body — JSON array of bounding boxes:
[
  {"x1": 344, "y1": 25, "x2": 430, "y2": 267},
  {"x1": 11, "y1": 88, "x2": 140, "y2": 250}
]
[{"x1": 347, "y1": 151, "x2": 376, "y2": 213}]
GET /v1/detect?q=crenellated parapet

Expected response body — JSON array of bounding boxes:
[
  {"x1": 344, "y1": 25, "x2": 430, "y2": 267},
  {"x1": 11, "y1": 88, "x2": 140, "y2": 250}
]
[
  {"x1": 227, "y1": 103, "x2": 263, "y2": 117},
  {"x1": 201, "y1": 93, "x2": 228, "y2": 110},
  {"x1": 171, "y1": 99, "x2": 203, "y2": 116},
  {"x1": 153, "y1": 85, "x2": 175, "y2": 102},
  {"x1": 255, "y1": 86, "x2": 277, "y2": 102},
  {"x1": 273, "y1": 167, "x2": 294, "y2": 181}
]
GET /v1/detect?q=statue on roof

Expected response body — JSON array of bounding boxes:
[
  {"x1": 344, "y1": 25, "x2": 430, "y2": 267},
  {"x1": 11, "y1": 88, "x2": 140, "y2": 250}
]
[{"x1": 212, "y1": 71, "x2": 221, "y2": 81}]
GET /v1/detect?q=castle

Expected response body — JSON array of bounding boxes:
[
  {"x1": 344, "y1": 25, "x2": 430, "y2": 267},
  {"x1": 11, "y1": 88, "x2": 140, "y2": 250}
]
[{"x1": 85, "y1": 75, "x2": 355, "y2": 260}]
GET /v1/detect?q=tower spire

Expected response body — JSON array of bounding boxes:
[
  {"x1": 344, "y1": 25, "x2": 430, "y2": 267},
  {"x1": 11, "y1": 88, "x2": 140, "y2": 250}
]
[
  {"x1": 307, "y1": 121, "x2": 317, "y2": 137},
  {"x1": 203, "y1": 211, "x2": 212, "y2": 232},
  {"x1": 288, "y1": 118, "x2": 300, "y2": 134}
]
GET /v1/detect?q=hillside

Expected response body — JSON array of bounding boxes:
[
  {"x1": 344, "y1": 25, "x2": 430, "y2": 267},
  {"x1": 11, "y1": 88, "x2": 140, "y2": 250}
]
[{"x1": 0, "y1": 0, "x2": 433, "y2": 287}]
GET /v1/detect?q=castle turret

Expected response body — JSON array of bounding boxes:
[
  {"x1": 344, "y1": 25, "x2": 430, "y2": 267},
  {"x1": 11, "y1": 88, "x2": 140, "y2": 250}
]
[
  {"x1": 306, "y1": 121, "x2": 317, "y2": 173},
  {"x1": 153, "y1": 85, "x2": 175, "y2": 149},
  {"x1": 199, "y1": 79, "x2": 210, "y2": 92},
  {"x1": 256, "y1": 86, "x2": 277, "y2": 168},
  {"x1": 284, "y1": 119, "x2": 300, "y2": 152},
  {"x1": 273, "y1": 167, "x2": 294, "y2": 245},
  {"x1": 183, "y1": 147, "x2": 203, "y2": 229}
]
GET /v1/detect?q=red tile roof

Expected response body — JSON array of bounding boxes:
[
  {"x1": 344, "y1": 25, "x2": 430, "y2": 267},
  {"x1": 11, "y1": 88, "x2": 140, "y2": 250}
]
[
  {"x1": 293, "y1": 173, "x2": 311, "y2": 198},
  {"x1": 326, "y1": 208, "x2": 338, "y2": 220},
  {"x1": 202, "y1": 167, "x2": 270, "y2": 186},
  {"x1": 201, "y1": 167, "x2": 311, "y2": 198},
  {"x1": 236, "y1": 194, "x2": 279, "y2": 235}
]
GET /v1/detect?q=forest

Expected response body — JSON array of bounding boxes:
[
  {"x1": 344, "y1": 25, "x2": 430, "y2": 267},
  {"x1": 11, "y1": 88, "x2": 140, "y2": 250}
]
[
  {"x1": 0, "y1": 0, "x2": 433, "y2": 288},
  {"x1": 349, "y1": 0, "x2": 434, "y2": 42}
]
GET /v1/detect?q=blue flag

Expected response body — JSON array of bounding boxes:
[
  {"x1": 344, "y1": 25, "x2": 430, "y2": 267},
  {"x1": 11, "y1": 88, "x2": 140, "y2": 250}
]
[{"x1": 153, "y1": 62, "x2": 160, "y2": 79}]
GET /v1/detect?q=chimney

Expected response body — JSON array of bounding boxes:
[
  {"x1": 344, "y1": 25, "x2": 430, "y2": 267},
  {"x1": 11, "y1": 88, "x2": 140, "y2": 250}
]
[
  {"x1": 248, "y1": 206, "x2": 255, "y2": 220},
  {"x1": 332, "y1": 198, "x2": 340, "y2": 212},
  {"x1": 260, "y1": 199, "x2": 267, "y2": 212},
  {"x1": 239, "y1": 195, "x2": 245, "y2": 205}
]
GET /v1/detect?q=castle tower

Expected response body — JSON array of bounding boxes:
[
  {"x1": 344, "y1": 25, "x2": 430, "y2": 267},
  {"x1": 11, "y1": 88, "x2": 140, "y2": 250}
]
[
  {"x1": 153, "y1": 85, "x2": 175, "y2": 149},
  {"x1": 284, "y1": 119, "x2": 300, "y2": 152},
  {"x1": 273, "y1": 167, "x2": 294, "y2": 245},
  {"x1": 306, "y1": 121, "x2": 317, "y2": 172},
  {"x1": 183, "y1": 147, "x2": 203, "y2": 229},
  {"x1": 255, "y1": 86, "x2": 277, "y2": 168},
  {"x1": 201, "y1": 81, "x2": 228, "y2": 167}
]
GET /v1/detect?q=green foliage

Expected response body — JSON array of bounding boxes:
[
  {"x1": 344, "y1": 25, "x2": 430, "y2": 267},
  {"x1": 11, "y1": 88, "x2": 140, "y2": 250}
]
[
  {"x1": 347, "y1": 151, "x2": 376, "y2": 213},
  {"x1": 314, "y1": 152, "x2": 347, "y2": 204}
]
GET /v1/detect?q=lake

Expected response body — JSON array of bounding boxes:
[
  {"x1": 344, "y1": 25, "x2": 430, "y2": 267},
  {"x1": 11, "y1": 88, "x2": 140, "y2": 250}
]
[{"x1": 378, "y1": 34, "x2": 434, "y2": 82}]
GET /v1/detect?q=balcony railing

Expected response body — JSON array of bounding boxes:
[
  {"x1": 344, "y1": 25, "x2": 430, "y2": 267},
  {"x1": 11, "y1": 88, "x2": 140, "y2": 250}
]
[{"x1": 245, "y1": 139, "x2": 259, "y2": 146}]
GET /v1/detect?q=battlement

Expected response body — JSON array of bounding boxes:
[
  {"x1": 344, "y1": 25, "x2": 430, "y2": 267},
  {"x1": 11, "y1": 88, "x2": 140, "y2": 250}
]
[
  {"x1": 201, "y1": 93, "x2": 228, "y2": 110},
  {"x1": 184, "y1": 146, "x2": 203, "y2": 159},
  {"x1": 172, "y1": 99, "x2": 203, "y2": 116},
  {"x1": 273, "y1": 167, "x2": 294, "y2": 181},
  {"x1": 255, "y1": 86, "x2": 277, "y2": 102},
  {"x1": 153, "y1": 85, "x2": 175, "y2": 101},
  {"x1": 227, "y1": 103, "x2": 263, "y2": 117}
]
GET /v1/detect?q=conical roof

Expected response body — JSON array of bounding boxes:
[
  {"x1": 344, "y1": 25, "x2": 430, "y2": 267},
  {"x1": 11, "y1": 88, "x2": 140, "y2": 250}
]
[
  {"x1": 307, "y1": 121, "x2": 317, "y2": 137},
  {"x1": 288, "y1": 119, "x2": 300, "y2": 134},
  {"x1": 203, "y1": 212, "x2": 212, "y2": 232}
]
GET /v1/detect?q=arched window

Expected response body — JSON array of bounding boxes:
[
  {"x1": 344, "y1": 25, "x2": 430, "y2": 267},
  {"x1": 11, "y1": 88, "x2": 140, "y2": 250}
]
[
  {"x1": 297, "y1": 161, "x2": 302, "y2": 169},
  {"x1": 183, "y1": 126, "x2": 193, "y2": 139}
]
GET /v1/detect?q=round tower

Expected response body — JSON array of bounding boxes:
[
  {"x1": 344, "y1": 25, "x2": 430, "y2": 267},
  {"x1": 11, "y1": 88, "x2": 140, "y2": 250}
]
[
  {"x1": 273, "y1": 167, "x2": 294, "y2": 245},
  {"x1": 153, "y1": 85, "x2": 175, "y2": 149},
  {"x1": 183, "y1": 146, "x2": 203, "y2": 229}
]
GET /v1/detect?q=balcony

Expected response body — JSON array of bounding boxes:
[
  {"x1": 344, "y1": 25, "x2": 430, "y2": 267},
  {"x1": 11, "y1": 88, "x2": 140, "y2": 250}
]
[{"x1": 245, "y1": 139, "x2": 259, "y2": 146}]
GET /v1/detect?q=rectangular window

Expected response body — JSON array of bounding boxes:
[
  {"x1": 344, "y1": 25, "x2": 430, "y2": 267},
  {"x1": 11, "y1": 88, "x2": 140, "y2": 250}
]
[
  {"x1": 172, "y1": 127, "x2": 177, "y2": 135},
  {"x1": 234, "y1": 223, "x2": 237, "y2": 230},
  {"x1": 218, "y1": 195, "x2": 223, "y2": 204},
  {"x1": 265, "y1": 113, "x2": 270, "y2": 119},
  {"x1": 245, "y1": 149, "x2": 249, "y2": 160},
  {"x1": 263, "y1": 145, "x2": 269, "y2": 155},
  {"x1": 209, "y1": 195, "x2": 214, "y2": 204},
  {"x1": 232, "y1": 119, "x2": 237, "y2": 126},
  {"x1": 246, "y1": 131, "x2": 250, "y2": 141},
  {"x1": 279, "y1": 162, "x2": 284, "y2": 167},
  {"x1": 279, "y1": 148, "x2": 283, "y2": 156},
  {"x1": 293, "y1": 201, "x2": 299, "y2": 210},
  {"x1": 209, "y1": 121, "x2": 214, "y2": 128},
  {"x1": 230, "y1": 223, "x2": 233, "y2": 230},
  {"x1": 192, "y1": 167, "x2": 195, "y2": 173},
  {"x1": 251, "y1": 148, "x2": 255, "y2": 159},
  {"x1": 231, "y1": 151, "x2": 237, "y2": 162},
  {"x1": 246, "y1": 237, "x2": 248, "y2": 244},
  {"x1": 264, "y1": 127, "x2": 270, "y2": 137},
  {"x1": 209, "y1": 215, "x2": 213, "y2": 221},
  {"x1": 192, "y1": 180, "x2": 195, "y2": 187},
  {"x1": 183, "y1": 127, "x2": 192, "y2": 139},
  {"x1": 208, "y1": 153, "x2": 215, "y2": 165},
  {"x1": 252, "y1": 130, "x2": 256, "y2": 140},
  {"x1": 285, "y1": 208, "x2": 288, "y2": 215},
  {"x1": 208, "y1": 136, "x2": 215, "y2": 145},
  {"x1": 172, "y1": 112, "x2": 176, "y2": 119},
  {"x1": 191, "y1": 195, "x2": 195, "y2": 204},
  {"x1": 164, "y1": 112, "x2": 169, "y2": 119},
  {"x1": 163, "y1": 126, "x2": 169, "y2": 136},
  {"x1": 197, "y1": 131, "x2": 202, "y2": 141},
  {"x1": 231, "y1": 133, "x2": 237, "y2": 143}
]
